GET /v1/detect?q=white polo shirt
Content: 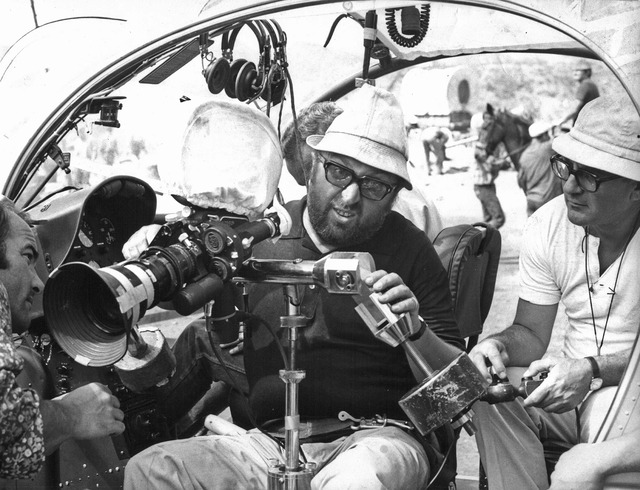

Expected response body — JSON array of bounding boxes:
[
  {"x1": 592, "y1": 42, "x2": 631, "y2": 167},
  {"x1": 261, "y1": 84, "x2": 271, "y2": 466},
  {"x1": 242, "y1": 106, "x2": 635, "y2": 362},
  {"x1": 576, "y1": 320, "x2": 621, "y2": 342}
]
[{"x1": 519, "y1": 196, "x2": 640, "y2": 358}]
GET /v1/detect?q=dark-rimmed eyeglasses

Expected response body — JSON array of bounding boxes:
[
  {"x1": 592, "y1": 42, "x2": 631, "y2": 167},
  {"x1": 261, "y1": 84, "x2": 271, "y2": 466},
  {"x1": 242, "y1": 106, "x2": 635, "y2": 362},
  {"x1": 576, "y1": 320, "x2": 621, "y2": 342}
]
[
  {"x1": 550, "y1": 154, "x2": 620, "y2": 193},
  {"x1": 321, "y1": 159, "x2": 396, "y2": 201}
]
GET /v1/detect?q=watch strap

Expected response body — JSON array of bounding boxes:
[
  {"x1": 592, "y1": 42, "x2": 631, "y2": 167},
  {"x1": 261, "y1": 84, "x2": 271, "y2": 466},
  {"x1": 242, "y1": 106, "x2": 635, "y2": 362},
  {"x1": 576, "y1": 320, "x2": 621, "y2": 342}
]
[
  {"x1": 585, "y1": 356, "x2": 601, "y2": 379},
  {"x1": 409, "y1": 316, "x2": 427, "y2": 341},
  {"x1": 585, "y1": 356, "x2": 603, "y2": 391}
]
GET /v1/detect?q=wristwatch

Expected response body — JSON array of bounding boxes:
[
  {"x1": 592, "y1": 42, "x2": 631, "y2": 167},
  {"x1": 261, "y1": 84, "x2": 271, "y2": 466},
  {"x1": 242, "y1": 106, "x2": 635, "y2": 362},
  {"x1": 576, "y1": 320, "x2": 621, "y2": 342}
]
[
  {"x1": 409, "y1": 315, "x2": 427, "y2": 341},
  {"x1": 585, "y1": 356, "x2": 603, "y2": 391}
]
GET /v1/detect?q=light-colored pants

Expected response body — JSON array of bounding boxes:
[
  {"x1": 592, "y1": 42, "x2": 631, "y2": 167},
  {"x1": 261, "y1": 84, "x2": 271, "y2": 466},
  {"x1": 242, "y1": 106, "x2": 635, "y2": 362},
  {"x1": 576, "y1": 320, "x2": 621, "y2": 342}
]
[
  {"x1": 124, "y1": 426, "x2": 430, "y2": 490},
  {"x1": 474, "y1": 367, "x2": 616, "y2": 490}
]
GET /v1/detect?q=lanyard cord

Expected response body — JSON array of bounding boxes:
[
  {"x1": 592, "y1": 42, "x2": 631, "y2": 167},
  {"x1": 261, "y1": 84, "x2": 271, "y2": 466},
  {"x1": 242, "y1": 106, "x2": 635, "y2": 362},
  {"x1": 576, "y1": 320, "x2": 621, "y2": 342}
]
[{"x1": 584, "y1": 213, "x2": 639, "y2": 355}]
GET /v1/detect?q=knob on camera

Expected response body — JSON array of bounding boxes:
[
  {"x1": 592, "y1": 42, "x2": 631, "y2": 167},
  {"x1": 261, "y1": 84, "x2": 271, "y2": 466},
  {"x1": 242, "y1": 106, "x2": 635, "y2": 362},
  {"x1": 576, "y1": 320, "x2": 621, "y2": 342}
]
[{"x1": 481, "y1": 370, "x2": 547, "y2": 404}]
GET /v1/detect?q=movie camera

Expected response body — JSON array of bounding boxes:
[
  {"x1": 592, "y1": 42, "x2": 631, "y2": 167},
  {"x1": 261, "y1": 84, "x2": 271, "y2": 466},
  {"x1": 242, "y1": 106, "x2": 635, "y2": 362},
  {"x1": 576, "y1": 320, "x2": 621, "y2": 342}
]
[{"x1": 43, "y1": 205, "x2": 281, "y2": 367}]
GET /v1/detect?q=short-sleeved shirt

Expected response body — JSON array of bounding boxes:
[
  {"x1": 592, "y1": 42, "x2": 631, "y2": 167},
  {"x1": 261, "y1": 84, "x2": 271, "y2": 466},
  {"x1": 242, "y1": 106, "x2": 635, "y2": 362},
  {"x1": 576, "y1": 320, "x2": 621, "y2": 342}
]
[
  {"x1": 0, "y1": 283, "x2": 45, "y2": 479},
  {"x1": 518, "y1": 196, "x2": 640, "y2": 358},
  {"x1": 241, "y1": 198, "x2": 462, "y2": 424}
]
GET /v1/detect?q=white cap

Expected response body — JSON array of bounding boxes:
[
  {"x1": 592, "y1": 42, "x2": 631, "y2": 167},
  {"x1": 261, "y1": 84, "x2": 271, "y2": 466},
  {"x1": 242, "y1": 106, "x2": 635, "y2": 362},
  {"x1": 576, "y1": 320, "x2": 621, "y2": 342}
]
[{"x1": 528, "y1": 122, "x2": 551, "y2": 138}]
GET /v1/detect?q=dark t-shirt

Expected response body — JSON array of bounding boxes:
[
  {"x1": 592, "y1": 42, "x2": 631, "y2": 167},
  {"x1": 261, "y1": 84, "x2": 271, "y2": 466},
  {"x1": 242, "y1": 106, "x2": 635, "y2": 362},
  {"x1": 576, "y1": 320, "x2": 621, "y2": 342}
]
[
  {"x1": 241, "y1": 199, "x2": 462, "y2": 424},
  {"x1": 574, "y1": 78, "x2": 599, "y2": 120}
]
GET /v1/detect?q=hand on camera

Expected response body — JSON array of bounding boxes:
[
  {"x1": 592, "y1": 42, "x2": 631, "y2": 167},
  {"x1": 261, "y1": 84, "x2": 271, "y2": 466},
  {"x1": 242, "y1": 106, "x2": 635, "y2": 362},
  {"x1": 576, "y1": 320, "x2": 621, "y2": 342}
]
[
  {"x1": 521, "y1": 357, "x2": 592, "y2": 413},
  {"x1": 56, "y1": 383, "x2": 125, "y2": 439},
  {"x1": 468, "y1": 338, "x2": 510, "y2": 384},
  {"x1": 122, "y1": 224, "x2": 162, "y2": 259},
  {"x1": 364, "y1": 270, "x2": 421, "y2": 336}
]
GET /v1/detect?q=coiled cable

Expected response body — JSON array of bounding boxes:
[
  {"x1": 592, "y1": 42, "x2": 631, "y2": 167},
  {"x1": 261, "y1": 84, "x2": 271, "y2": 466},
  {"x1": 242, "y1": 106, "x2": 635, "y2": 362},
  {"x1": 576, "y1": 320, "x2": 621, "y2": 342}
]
[{"x1": 384, "y1": 5, "x2": 431, "y2": 48}]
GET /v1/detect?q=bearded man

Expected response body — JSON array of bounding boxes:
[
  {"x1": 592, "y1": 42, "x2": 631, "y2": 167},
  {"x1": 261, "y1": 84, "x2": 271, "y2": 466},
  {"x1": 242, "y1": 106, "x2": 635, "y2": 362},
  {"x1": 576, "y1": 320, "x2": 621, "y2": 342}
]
[{"x1": 125, "y1": 85, "x2": 462, "y2": 489}]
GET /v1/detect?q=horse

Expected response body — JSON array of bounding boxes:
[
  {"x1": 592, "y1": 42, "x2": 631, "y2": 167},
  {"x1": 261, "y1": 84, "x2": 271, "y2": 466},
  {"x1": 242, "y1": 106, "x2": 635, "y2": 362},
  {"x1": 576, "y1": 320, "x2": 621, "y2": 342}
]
[{"x1": 478, "y1": 103, "x2": 532, "y2": 171}]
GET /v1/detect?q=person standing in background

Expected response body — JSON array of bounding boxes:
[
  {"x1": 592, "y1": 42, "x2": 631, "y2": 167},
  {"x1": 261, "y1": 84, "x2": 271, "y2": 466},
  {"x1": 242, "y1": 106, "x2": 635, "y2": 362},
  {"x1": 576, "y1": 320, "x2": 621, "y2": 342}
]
[
  {"x1": 421, "y1": 126, "x2": 450, "y2": 176},
  {"x1": 556, "y1": 60, "x2": 600, "y2": 128},
  {"x1": 472, "y1": 108, "x2": 506, "y2": 229},
  {"x1": 517, "y1": 121, "x2": 563, "y2": 216}
]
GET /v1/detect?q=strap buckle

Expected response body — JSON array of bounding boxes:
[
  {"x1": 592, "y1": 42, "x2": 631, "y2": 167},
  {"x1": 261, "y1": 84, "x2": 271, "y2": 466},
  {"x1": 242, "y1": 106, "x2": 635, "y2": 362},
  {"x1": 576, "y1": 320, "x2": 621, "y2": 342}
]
[{"x1": 338, "y1": 411, "x2": 414, "y2": 431}]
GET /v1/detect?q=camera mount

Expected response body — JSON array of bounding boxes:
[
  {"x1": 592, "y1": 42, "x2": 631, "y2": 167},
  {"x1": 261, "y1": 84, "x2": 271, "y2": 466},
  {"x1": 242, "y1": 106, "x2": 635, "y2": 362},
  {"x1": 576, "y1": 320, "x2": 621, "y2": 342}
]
[{"x1": 235, "y1": 251, "x2": 374, "y2": 489}]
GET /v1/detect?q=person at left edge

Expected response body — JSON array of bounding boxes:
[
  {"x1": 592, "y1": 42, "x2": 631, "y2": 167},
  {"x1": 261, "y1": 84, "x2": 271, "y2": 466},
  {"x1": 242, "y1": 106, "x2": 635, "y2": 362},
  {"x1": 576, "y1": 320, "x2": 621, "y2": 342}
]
[{"x1": 0, "y1": 200, "x2": 125, "y2": 479}]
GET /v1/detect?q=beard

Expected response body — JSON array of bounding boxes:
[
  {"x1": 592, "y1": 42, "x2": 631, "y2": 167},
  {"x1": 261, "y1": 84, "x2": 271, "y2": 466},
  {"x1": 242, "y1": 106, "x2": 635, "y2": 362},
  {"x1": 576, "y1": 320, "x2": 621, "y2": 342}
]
[{"x1": 307, "y1": 180, "x2": 393, "y2": 248}]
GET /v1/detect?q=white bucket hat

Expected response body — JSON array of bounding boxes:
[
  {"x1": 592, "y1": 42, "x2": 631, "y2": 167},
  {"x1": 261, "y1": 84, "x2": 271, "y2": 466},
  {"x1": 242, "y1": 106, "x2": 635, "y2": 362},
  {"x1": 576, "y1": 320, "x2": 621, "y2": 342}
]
[
  {"x1": 552, "y1": 96, "x2": 640, "y2": 181},
  {"x1": 306, "y1": 84, "x2": 412, "y2": 190}
]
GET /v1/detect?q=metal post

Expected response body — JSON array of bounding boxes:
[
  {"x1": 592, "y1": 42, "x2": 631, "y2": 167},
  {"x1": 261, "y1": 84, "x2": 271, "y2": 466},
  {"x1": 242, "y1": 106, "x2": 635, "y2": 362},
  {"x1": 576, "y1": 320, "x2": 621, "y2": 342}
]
[{"x1": 267, "y1": 284, "x2": 316, "y2": 490}]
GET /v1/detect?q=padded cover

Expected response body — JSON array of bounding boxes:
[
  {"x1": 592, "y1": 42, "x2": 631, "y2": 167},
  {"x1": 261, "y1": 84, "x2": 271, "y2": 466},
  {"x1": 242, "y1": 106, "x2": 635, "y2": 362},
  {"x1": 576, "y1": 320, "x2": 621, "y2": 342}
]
[
  {"x1": 432, "y1": 223, "x2": 501, "y2": 344},
  {"x1": 156, "y1": 99, "x2": 283, "y2": 221}
]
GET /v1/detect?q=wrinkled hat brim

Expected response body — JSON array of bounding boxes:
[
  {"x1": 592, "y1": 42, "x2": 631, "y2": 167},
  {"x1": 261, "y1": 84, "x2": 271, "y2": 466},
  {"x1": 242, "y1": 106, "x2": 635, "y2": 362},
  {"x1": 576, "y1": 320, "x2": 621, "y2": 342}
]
[{"x1": 307, "y1": 132, "x2": 413, "y2": 190}]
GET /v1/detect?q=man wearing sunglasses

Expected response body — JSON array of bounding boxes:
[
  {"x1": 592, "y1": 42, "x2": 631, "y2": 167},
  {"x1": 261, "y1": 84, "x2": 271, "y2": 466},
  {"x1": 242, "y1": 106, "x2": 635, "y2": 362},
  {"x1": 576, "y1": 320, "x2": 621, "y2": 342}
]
[
  {"x1": 470, "y1": 95, "x2": 640, "y2": 489},
  {"x1": 281, "y1": 100, "x2": 444, "y2": 241},
  {"x1": 125, "y1": 85, "x2": 463, "y2": 489}
]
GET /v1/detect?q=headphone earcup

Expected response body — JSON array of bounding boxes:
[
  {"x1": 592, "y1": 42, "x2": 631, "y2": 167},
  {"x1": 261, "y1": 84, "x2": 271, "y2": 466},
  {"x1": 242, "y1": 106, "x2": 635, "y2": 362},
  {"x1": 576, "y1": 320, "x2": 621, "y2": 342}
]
[
  {"x1": 262, "y1": 75, "x2": 286, "y2": 105},
  {"x1": 205, "y1": 58, "x2": 230, "y2": 95},
  {"x1": 235, "y1": 61, "x2": 259, "y2": 102},
  {"x1": 225, "y1": 58, "x2": 247, "y2": 99}
]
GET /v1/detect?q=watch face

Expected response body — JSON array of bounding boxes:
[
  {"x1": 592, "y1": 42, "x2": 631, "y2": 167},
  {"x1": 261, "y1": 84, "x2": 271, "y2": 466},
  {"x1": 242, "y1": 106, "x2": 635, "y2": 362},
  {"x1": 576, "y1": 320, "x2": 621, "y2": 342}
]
[{"x1": 589, "y1": 378, "x2": 604, "y2": 391}]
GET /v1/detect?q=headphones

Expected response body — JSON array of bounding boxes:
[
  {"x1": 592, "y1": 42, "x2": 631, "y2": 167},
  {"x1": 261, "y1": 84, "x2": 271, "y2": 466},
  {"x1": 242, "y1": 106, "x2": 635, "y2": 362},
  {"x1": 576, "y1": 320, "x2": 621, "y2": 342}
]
[
  {"x1": 232, "y1": 21, "x2": 270, "y2": 102},
  {"x1": 202, "y1": 21, "x2": 289, "y2": 107},
  {"x1": 203, "y1": 30, "x2": 233, "y2": 95},
  {"x1": 255, "y1": 20, "x2": 288, "y2": 107}
]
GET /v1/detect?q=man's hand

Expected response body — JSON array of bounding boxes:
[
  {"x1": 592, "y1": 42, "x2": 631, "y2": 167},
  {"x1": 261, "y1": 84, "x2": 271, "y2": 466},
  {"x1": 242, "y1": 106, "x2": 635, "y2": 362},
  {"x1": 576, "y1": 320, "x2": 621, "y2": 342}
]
[
  {"x1": 56, "y1": 383, "x2": 126, "y2": 439},
  {"x1": 122, "y1": 224, "x2": 162, "y2": 259},
  {"x1": 364, "y1": 270, "x2": 421, "y2": 335},
  {"x1": 468, "y1": 339, "x2": 510, "y2": 383},
  {"x1": 522, "y1": 357, "x2": 592, "y2": 413},
  {"x1": 42, "y1": 382, "x2": 126, "y2": 454}
]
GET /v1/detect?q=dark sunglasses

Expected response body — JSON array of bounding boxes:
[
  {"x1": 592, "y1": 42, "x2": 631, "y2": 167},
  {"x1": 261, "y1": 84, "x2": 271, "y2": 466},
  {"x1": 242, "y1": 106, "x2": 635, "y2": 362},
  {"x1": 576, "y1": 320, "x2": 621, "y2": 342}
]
[
  {"x1": 550, "y1": 154, "x2": 620, "y2": 192},
  {"x1": 321, "y1": 159, "x2": 396, "y2": 201}
]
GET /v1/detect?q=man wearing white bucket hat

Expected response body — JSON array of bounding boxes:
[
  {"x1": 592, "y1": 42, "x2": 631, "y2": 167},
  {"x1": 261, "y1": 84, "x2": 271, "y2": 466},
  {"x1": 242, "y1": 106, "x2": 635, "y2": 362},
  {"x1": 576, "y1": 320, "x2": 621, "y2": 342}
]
[
  {"x1": 517, "y1": 121, "x2": 563, "y2": 216},
  {"x1": 125, "y1": 85, "x2": 463, "y2": 489},
  {"x1": 281, "y1": 100, "x2": 444, "y2": 241},
  {"x1": 470, "y1": 95, "x2": 640, "y2": 489}
]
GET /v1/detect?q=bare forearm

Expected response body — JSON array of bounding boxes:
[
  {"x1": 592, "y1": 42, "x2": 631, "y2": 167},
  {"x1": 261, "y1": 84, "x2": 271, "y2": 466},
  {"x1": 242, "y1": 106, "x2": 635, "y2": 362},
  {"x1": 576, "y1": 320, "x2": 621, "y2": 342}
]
[
  {"x1": 40, "y1": 399, "x2": 74, "y2": 455},
  {"x1": 485, "y1": 299, "x2": 556, "y2": 367},
  {"x1": 558, "y1": 101, "x2": 582, "y2": 125},
  {"x1": 408, "y1": 325, "x2": 463, "y2": 381},
  {"x1": 591, "y1": 350, "x2": 630, "y2": 386},
  {"x1": 469, "y1": 300, "x2": 556, "y2": 381},
  {"x1": 486, "y1": 323, "x2": 549, "y2": 367}
]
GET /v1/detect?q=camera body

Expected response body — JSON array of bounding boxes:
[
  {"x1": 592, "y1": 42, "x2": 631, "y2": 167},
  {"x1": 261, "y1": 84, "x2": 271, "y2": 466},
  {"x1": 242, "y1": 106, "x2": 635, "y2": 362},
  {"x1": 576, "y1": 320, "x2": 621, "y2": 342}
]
[
  {"x1": 146, "y1": 209, "x2": 258, "y2": 284},
  {"x1": 141, "y1": 207, "x2": 281, "y2": 315},
  {"x1": 44, "y1": 205, "x2": 280, "y2": 367}
]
